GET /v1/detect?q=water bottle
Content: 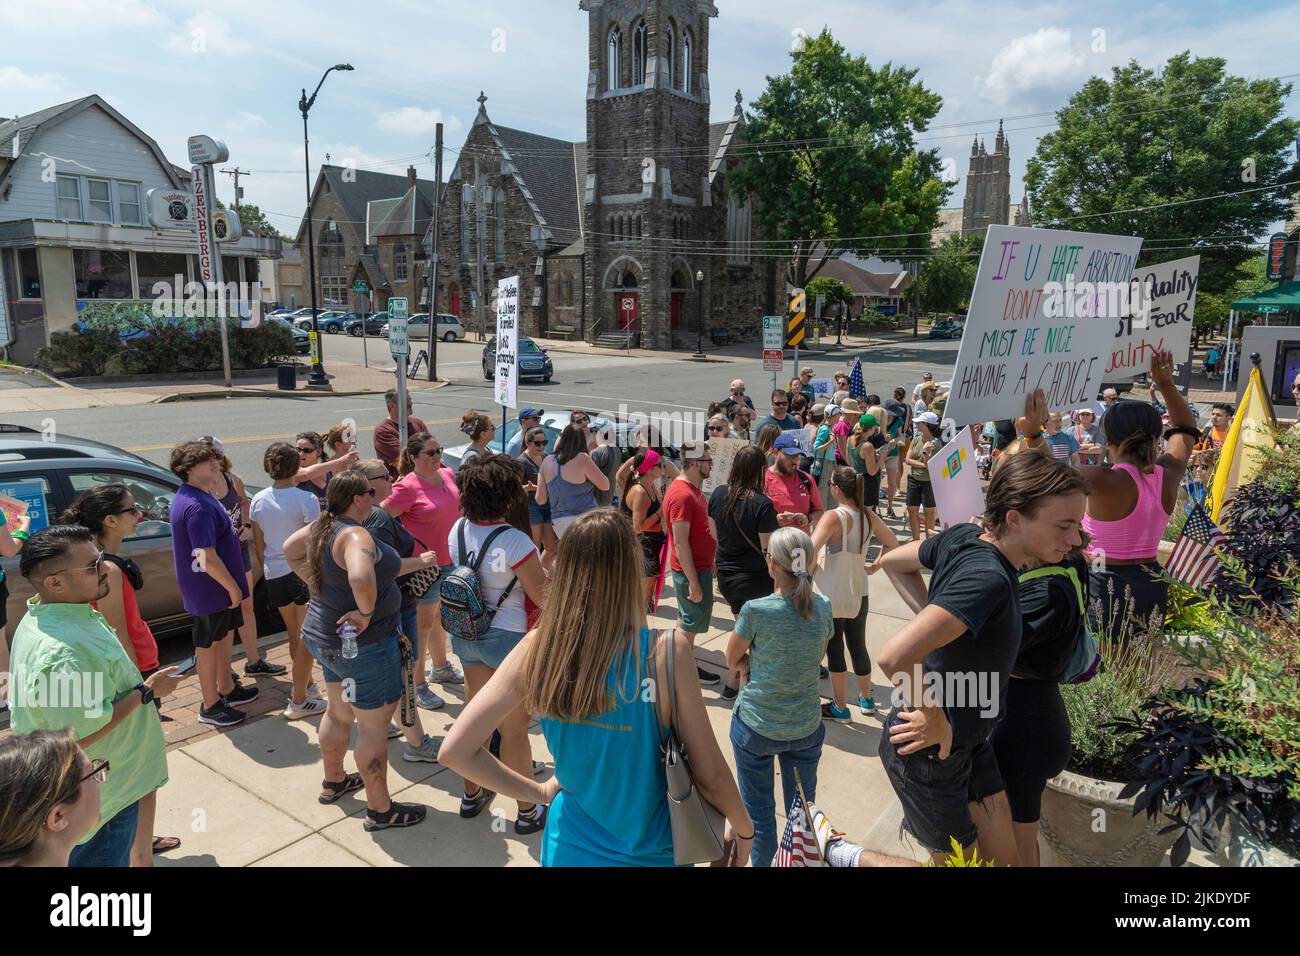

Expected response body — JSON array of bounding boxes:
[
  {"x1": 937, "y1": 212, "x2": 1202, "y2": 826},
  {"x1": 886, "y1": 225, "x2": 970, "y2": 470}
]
[{"x1": 339, "y1": 623, "x2": 359, "y2": 660}]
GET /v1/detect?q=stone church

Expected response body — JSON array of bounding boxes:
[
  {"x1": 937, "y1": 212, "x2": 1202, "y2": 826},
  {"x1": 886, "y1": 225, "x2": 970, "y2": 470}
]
[
  {"x1": 430, "y1": 0, "x2": 777, "y2": 348},
  {"x1": 931, "y1": 120, "x2": 1030, "y2": 244}
]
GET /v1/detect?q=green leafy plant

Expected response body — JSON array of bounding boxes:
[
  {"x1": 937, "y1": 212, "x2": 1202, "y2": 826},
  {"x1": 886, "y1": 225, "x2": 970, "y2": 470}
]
[
  {"x1": 922, "y1": 837, "x2": 995, "y2": 867},
  {"x1": 35, "y1": 326, "x2": 121, "y2": 376}
]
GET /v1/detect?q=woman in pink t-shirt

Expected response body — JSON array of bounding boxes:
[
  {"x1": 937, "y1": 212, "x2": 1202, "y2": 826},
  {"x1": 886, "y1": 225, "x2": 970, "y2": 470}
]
[{"x1": 382, "y1": 432, "x2": 465, "y2": 705}]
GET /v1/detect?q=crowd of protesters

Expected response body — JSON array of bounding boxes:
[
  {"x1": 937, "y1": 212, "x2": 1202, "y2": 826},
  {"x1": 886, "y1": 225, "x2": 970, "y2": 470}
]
[{"x1": 0, "y1": 350, "x2": 1251, "y2": 869}]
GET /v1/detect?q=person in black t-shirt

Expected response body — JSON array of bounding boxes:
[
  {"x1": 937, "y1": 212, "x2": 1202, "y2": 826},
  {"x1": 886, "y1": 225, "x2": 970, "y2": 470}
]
[
  {"x1": 877, "y1": 427, "x2": 1086, "y2": 866},
  {"x1": 990, "y1": 550, "x2": 1088, "y2": 867},
  {"x1": 708, "y1": 445, "x2": 780, "y2": 700}
]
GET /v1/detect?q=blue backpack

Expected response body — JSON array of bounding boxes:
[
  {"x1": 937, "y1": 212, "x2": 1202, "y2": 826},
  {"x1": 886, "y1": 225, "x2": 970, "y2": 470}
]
[{"x1": 438, "y1": 523, "x2": 518, "y2": 640}]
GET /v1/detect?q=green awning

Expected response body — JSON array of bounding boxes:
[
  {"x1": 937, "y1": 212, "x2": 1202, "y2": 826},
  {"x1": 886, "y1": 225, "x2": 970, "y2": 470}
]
[{"x1": 1231, "y1": 280, "x2": 1300, "y2": 312}]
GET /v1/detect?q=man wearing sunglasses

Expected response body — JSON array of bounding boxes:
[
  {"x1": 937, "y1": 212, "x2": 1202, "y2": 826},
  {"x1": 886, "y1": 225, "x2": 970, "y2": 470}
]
[
  {"x1": 9, "y1": 526, "x2": 184, "y2": 866},
  {"x1": 721, "y1": 379, "x2": 756, "y2": 419},
  {"x1": 503, "y1": 406, "x2": 545, "y2": 458},
  {"x1": 374, "y1": 388, "x2": 428, "y2": 479},
  {"x1": 755, "y1": 389, "x2": 802, "y2": 436}
]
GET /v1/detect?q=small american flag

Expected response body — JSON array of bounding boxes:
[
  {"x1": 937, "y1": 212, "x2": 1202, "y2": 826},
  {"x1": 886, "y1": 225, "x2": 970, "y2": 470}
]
[
  {"x1": 1167, "y1": 502, "x2": 1229, "y2": 589},
  {"x1": 773, "y1": 789, "x2": 822, "y2": 867},
  {"x1": 848, "y1": 357, "x2": 867, "y2": 400}
]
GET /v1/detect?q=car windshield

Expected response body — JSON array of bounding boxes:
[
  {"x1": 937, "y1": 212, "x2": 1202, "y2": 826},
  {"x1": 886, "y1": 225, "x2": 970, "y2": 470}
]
[{"x1": 519, "y1": 340, "x2": 542, "y2": 354}]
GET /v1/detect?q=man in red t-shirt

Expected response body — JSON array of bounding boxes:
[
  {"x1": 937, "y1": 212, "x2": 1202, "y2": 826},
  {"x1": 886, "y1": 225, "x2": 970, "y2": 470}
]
[
  {"x1": 764, "y1": 431, "x2": 824, "y2": 529},
  {"x1": 373, "y1": 388, "x2": 427, "y2": 478},
  {"x1": 664, "y1": 440, "x2": 720, "y2": 685}
]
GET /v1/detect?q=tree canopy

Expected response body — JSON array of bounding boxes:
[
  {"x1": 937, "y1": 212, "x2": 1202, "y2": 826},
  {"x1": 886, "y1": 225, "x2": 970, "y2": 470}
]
[
  {"x1": 728, "y1": 29, "x2": 950, "y2": 290},
  {"x1": 1025, "y1": 53, "x2": 1299, "y2": 296}
]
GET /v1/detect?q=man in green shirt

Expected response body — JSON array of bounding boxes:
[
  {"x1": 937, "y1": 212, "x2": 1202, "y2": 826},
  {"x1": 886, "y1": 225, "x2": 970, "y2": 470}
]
[{"x1": 9, "y1": 525, "x2": 182, "y2": 866}]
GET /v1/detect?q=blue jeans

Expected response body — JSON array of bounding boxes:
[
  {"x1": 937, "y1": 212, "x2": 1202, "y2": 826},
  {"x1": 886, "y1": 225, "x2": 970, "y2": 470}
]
[
  {"x1": 68, "y1": 800, "x2": 140, "y2": 867},
  {"x1": 304, "y1": 630, "x2": 403, "y2": 710},
  {"x1": 729, "y1": 714, "x2": 825, "y2": 867}
]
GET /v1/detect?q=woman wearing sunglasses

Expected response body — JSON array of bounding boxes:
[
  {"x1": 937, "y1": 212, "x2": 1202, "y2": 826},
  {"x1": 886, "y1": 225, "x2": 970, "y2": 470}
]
[
  {"x1": 0, "y1": 730, "x2": 106, "y2": 867},
  {"x1": 293, "y1": 431, "x2": 358, "y2": 506},
  {"x1": 60, "y1": 483, "x2": 180, "y2": 865},
  {"x1": 382, "y1": 432, "x2": 464, "y2": 710},
  {"x1": 517, "y1": 426, "x2": 559, "y2": 567}
]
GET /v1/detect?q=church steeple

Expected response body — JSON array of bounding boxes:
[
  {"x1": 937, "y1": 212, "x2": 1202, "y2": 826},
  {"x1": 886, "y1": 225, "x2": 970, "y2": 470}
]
[{"x1": 994, "y1": 119, "x2": 1006, "y2": 154}]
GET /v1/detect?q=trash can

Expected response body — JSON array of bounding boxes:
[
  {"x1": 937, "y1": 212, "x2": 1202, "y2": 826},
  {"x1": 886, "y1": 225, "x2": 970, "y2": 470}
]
[{"x1": 277, "y1": 363, "x2": 297, "y2": 391}]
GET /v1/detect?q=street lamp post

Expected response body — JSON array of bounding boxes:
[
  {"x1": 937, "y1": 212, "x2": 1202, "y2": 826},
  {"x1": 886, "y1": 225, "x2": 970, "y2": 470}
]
[
  {"x1": 300, "y1": 63, "x2": 354, "y2": 388},
  {"x1": 694, "y1": 269, "x2": 706, "y2": 358}
]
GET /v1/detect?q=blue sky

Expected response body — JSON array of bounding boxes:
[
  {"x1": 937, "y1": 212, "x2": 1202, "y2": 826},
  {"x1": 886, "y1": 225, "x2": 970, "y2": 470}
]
[{"x1": 2, "y1": 0, "x2": 1297, "y2": 238}]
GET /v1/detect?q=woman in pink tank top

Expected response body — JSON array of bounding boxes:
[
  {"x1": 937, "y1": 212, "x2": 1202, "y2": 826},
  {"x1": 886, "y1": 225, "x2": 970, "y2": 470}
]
[{"x1": 1077, "y1": 352, "x2": 1197, "y2": 640}]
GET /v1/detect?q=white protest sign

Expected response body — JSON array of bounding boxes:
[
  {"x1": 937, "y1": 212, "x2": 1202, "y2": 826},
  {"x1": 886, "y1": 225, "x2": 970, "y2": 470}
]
[
  {"x1": 946, "y1": 225, "x2": 1143, "y2": 425},
  {"x1": 701, "y1": 437, "x2": 749, "y2": 495},
  {"x1": 809, "y1": 378, "x2": 835, "y2": 400},
  {"x1": 781, "y1": 428, "x2": 813, "y2": 458},
  {"x1": 1107, "y1": 255, "x2": 1199, "y2": 378},
  {"x1": 494, "y1": 275, "x2": 519, "y2": 410},
  {"x1": 926, "y1": 427, "x2": 983, "y2": 528}
]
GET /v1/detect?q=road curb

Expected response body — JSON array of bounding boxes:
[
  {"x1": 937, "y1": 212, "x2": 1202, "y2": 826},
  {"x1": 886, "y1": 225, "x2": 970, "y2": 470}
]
[
  {"x1": 0, "y1": 363, "x2": 75, "y2": 389},
  {"x1": 150, "y1": 379, "x2": 450, "y2": 403}
]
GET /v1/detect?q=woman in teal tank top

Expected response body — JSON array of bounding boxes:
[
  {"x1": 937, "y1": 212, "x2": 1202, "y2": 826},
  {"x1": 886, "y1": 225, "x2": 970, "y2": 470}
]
[{"x1": 439, "y1": 509, "x2": 755, "y2": 866}]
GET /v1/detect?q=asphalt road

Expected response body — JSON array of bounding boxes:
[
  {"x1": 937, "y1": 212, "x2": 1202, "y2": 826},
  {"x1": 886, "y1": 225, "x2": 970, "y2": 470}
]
[{"x1": 9, "y1": 336, "x2": 962, "y2": 480}]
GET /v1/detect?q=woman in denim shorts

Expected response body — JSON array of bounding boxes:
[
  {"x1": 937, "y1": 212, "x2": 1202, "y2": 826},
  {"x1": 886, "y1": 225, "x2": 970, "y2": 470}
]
[
  {"x1": 445, "y1": 455, "x2": 548, "y2": 834},
  {"x1": 285, "y1": 471, "x2": 426, "y2": 832},
  {"x1": 516, "y1": 426, "x2": 559, "y2": 569}
]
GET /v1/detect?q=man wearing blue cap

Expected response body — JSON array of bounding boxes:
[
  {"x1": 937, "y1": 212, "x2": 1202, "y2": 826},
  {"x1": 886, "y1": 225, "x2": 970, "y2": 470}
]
[
  {"x1": 503, "y1": 407, "x2": 545, "y2": 458},
  {"x1": 764, "y1": 432, "x2": 823, "y2": 530}
]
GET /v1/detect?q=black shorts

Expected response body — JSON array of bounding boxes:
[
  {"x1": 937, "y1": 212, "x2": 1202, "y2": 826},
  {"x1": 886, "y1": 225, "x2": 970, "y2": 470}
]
[
  {"x1": 638, "y1": 531, "x2": 666, "y2": 577},
  {"x1": 906, "y1": 477, "x2": 936, "y2": 509},
  {"x1": 716, "y1": 570, "x2": 774, "y2": 616},
  {"x1": 266, "y1": 571, "x2": 310, "y2": 608},
  {"x1": 990, "y1": 679, "x2": 1071, "y2": 823},
  {"x1": 191, "y1": 607, "x2": 244, "y2": 650},
  {"x1": 879, "y1": 719, "x2": 1005, "y2": 853},
  {"x1": 0, "y1": 576, "x2": 8, "y2": 630}
]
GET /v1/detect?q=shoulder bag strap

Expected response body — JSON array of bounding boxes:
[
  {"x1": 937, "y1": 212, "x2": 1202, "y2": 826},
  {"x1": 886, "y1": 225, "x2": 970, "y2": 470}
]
[
  {"x1": 664, "y1": 627, "x2": 679, "y2": 742},
  {"x1": 457, "y1": 520, "x2": 471, "y2": 566},
  {"x1": 474, "y1": 525, "x2": 520, "y2": 611},
  {"x1": 1017, "y1": 565, "x2": 1085, "y2": 615}
]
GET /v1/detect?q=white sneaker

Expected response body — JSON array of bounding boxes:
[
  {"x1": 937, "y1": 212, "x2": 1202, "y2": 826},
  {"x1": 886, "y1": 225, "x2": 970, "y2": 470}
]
[
  {"x1": 283, "y1": 697, "x2": 327, "y2": 720},
  {"x1": 306, "y1": 682, "x2": 323, "y2": 701}
]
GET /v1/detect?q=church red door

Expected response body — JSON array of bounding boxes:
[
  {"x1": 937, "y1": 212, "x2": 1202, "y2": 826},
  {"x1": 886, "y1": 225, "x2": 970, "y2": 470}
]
[
  {"x1": 450, "y1": 290, "x2": 461, "y2": 316},
  {"x1": 617, "y1": 291, "x2": 639, "y2": 331},
  {"x1": 671, "y1": 292, "x2": 684, "y2": 330}
]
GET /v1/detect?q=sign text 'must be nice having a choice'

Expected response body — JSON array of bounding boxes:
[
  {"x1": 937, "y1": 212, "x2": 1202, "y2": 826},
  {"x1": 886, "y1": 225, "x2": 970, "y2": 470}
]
[{"x1": 946, "y1": 225, "x2": 1143, "y2": 425}]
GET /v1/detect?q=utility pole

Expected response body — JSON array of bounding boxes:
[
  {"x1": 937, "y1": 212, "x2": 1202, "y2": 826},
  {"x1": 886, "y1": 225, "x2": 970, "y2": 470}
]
[
  {"x1": 426, "y1": 122, "x2": 442, "y2": 381},
  {"x1": 219, "y1": 166, "x2": 250, "y2": 208},
  {"x1": 475, "y1": 154, "x2": 487, "y2": 342}
]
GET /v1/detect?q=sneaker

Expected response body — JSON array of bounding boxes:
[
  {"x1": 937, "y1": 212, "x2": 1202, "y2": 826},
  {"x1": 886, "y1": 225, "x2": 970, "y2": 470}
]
[
  {"x1": 244, "y1": 658, "x2": 288, "y2": 677},
  {"x1": 283, "y1": 697, "x2": 327, "y2": 721},
  {"x1": 223, "y1": 683, "x2": 260, "y2": 706},
  {"x1": 388, "y1": 722, "x2": 403, "y2": 739},
  {"x1": 822, "y1": 702, "x2": 852, "y2": 723},
  {"x1": 427, "y1": 662, "x2": 465, "y2": 685},
  {"x1": 402, "y1": 734, "x2": 441, "y2": 763},
  {"x1": 415, "y1": 684, "x2": 445, "y2": 710},
  {"x1": 459, "y1": 787, "x2": 495, "y2": 819},
  {"x1": 721, "y1": 683, "x2": 739, "y2": 701},
  {"x1": 198, "y1": 702, "x2": 246, "y2": 728},
  {"x1": 514, "y1": 804, "x2": 547, "y2": 835},
  {"x1": 306, "y1": 682, "x2": 323, "y2": 701},
  {"x1": 858, "y1": 694, "x2": 876, "y2": 715},
  {"x1": 696, "y1": 666, "x2": 721, "y2": 686},
  {"x1": 819, "y1": 666, "x2": 830, "y2": 680},
  {"x1": 532, "y1": 760, "x2": 547, "y2": 777}
]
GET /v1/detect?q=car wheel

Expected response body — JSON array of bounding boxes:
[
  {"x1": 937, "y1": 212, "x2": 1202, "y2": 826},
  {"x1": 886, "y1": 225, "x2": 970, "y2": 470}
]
[
  {"x1": 483, "y1": 363, "x2": 492, "y2": 380},
  {"x1": 544, "y1": 374, "x2": 552, "y2": 383},
  {"x1": 349, "y1": 326, "x2": 361, "y2": 336},
  {"x1": 444, "y1": 331, "x2": 455, "y2": 342}
]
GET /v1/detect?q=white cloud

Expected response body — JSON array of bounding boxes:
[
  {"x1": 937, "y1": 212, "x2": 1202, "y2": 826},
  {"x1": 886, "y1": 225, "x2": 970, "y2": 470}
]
[
  {"x1": 164, "y1": 11, "x2": 250, "y2": 56},
  {"x1": 229, "y1": 111, "x2": 268, "y2": 131},
  {"x1": 0, "y1": 66, "x2": 65, "y2": 95},
  {"x1": 0, "y1": 0, "x2": 159, "y2": 30},
  {"x1": 376, "y1": 107, "x2": 463, "y2": 138},
  {"x1": 976, "y1": 28, "x2": 1088, "y2": 104}
]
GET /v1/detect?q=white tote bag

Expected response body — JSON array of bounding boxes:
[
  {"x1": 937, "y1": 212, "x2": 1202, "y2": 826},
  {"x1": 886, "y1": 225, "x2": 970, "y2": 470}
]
[{"x1": 813, "y1": 508, "x2": 867, "y2": 618}]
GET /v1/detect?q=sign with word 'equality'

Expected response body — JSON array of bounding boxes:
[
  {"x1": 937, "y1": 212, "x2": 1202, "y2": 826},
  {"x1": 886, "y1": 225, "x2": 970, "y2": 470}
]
[
  {"x1": 946, "y1": 225, "x2": 1143, "y2": 425},
  {"x1": 1108, "y1": 256, "x2": 1199, "y2": 378},
  {"x1": 495, "y1": 274, "x2": 520, "y2": 410}
]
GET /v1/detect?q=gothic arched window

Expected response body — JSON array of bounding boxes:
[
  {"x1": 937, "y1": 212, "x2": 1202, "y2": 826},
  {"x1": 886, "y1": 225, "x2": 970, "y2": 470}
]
[
  {"x1": 632, "y1": 21, "x2": 647, "y2": 86},
  {"x1": 608, "y1": 27, "x2": 622, "y2": 90},
  {"x1": 681, "y1": 30, "x2": 693, "y2": 93},
  {"x1": 460, "y1": 189, "x2": 470, "y2": 260},
  {"x1": 665, "y1": 27, "x2": 675, "y2": 89}
]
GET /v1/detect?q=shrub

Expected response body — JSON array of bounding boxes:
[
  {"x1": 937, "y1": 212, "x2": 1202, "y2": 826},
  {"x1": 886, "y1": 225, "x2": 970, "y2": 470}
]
[{"x1": 35, "y1": 326, "x2": 121, "y2": 376}]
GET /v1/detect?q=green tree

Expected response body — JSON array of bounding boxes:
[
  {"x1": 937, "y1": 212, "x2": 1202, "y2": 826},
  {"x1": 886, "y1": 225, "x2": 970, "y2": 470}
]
[
  {"x1": 728, "y1": 29, "x2": 950, "y2": 289},
  {"x1": 914, "y1": 233, "x2": 979, "y2": 314},
  {"x1": 233, "y1": 203, "x2": 289, "y2": 241},
  {"x1": 1025, "y1": 53, "x2": 1299, "y2": 296},
  {"x1": 804, "y1": 276, "x2": 853, "y2": 310}
]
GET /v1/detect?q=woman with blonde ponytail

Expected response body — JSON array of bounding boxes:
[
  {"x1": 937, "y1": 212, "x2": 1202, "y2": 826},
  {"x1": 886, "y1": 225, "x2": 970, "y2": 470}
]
[
  {"x1": 811, "y1": 466, "x2": 900, "y2": 721},
  {"x1": 724, "y1": 525, "x2": 833, "y2": 866}
]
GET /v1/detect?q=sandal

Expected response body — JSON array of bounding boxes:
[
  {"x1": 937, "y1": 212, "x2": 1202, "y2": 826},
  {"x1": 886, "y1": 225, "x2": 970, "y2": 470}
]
[
  {"x1": 319, "y1": 772, "x2": 365, "y2": 804},
  {"x1": 152, "y1": 835, "x2": 181, "y2": 854},
  {"x1": 364, "y1": 801, "x2": 427, "y2": 831}
]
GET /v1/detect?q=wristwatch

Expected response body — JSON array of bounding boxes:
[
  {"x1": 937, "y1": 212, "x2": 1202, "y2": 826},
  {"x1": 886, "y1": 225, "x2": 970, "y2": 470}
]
[{"x1": 135, "y1": 683, "x2": 155, "y2": 707}]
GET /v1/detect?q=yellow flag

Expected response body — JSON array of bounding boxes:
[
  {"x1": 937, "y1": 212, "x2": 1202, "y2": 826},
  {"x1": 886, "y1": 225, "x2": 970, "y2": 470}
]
[{"x1": 1210, "y1": 365, "x2": 1277, "y2": 523}]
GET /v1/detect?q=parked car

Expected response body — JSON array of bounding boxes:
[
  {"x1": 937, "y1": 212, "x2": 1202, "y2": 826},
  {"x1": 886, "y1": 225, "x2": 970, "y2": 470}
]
[
  {"x1": 265, "y1": 315, "x2": 311, "y2": 355},
  {"x1": 929, "y1": 318, "x2": 964, "y2": 340},
  {"x1": 294, "y1": 309, "x2": 344, "y2": 331},
  {"x1": 345, "y1": 313, "x2": 388, "y2": 336},
  {"x1": 381, "y1": 313, "x2": 465, "y2": 342},
  {"x1": 481, "y1": 336, "x2": 553, "y2": 382},
  {"x1": 442, "y1": 410, "x2": 665, "y2": 472},
  {"x1": 0, "y1": 425, "x2": 282, "y2": 638}
]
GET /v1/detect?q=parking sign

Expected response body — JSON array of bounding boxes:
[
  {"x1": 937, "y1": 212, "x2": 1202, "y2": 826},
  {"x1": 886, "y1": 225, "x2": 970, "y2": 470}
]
[{"x1": 388, "y1": 298, "x2": 409, "y2": 357}]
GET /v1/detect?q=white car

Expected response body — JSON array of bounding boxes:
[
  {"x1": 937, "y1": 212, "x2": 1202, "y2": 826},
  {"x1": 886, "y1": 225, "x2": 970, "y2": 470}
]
[
  {"x1": 442, "y1": 411, "x2": 650, "y2": 472},
  {"x1": 381, "y1": 312, "x2": 465, "y2": 342}
]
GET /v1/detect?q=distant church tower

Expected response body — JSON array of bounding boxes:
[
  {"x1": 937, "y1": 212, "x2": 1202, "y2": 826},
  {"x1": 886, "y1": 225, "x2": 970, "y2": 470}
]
[
  {"x1": 579, "y1": 0, "x2": 717, "y2": 349},
  {"x1": 962, "y1": 119, "x2": 1012, "y2": 236}
]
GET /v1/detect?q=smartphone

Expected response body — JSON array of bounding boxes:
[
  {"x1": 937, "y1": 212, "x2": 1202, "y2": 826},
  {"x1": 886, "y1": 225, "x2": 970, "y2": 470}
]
[{"x1": 172, "y1": 655, "x2": 197, "y2": 677}]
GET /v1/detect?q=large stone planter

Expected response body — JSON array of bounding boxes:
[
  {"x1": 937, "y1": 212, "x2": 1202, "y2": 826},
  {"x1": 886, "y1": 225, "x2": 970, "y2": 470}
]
[
  {"x1": 1039, "y1": 769, "x2": 1177, "y2": 867},
  {"x1": 1215, "y1": 813, "x2": 1300, "y2": 867}
]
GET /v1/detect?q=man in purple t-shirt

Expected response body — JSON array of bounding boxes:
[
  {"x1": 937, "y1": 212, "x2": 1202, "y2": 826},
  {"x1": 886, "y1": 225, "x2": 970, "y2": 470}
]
[{"x1": 168, "y1": 441, "x2": 258, "y2": 728}]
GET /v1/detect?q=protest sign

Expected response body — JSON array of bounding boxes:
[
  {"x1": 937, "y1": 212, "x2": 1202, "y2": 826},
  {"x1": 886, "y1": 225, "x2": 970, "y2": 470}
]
[
  {"x1": 1108, "y1": 255, "x2": 1199, "y2": 378},
  {"x1": 494, "y1": 275, "x2": 519, "y2": 410},
  {"x1": 0, "y1": 482, "x2": 48, "y2": 532},
  {"x1": 701, "y1": 437, "x2": 749, "y2": 494},
  {"x1": 926, "y1": 428, "x2": 983, "y2": 528},
  {"x1": 781, "y1": 428, "x2": 813, "y2": 458},
  {"x1": 809, "y1": 378, "x2": 835, "y2": 400},
  {"x1": 946, "y1": 225, "x2": 1143, "y2": 425}
]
